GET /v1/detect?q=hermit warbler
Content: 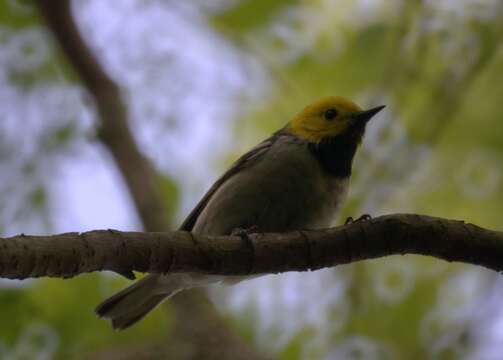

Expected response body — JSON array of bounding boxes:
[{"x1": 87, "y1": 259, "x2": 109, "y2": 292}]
[{"x1": 96, "y1": 96, "x2": 385, "y2": 329}]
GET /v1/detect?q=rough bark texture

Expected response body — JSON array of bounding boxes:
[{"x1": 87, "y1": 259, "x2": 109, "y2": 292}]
[
  {"x1": 35, "y1": 1, "x2": 268, "y2": 359},
  {"x1": 2, "y1": 214, "x2": 503, "y2": 278}
]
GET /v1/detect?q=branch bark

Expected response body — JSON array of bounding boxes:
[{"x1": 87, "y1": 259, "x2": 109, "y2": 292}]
[{"x1": 2, "y1": 214, "x2": 503, "y2": 279}]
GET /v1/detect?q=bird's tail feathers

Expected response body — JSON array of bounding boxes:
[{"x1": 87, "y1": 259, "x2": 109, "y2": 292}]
[{"x1": 95, "y1": 274, "x2": 188, "y2": 330}]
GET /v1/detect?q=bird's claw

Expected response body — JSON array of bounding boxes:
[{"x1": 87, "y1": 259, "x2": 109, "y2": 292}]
[
  {"x1": 345, "y1": 214, "x2": 372, "y2": 225},
  {"x1": 231, "y1": 226, "x2": 258, "y2": 260},
  {"x1": 231, "y1": 225, "x2": 259, "y2": 237}
]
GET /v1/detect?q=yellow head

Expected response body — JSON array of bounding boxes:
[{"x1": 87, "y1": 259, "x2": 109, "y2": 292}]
[{"x1": 286, "y1": 96, "x2": 384, "y2": 143}]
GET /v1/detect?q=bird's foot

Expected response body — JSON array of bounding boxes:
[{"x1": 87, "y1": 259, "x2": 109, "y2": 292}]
[
  {"x1": 231, "y1": 225, "x2": 259, "y2": 237},
  {"x1": 345, "y1": 214, "x2": 372, "y2": 225},
  {"x1": 231, "y1": 226, "x2": 257, "y2": 271},
  {"x1": 231, "y1": 225, "x2": 258, "y2": 240}
]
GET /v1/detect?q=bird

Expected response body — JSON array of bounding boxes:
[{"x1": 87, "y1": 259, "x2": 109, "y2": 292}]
[{"x1": 95, "y1": 96, "x2": 385, "y2": 330}]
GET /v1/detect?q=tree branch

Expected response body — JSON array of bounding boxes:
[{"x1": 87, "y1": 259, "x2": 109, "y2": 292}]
[
  {"x1": 2, "y1": 214, "x2": 502, "y2": 279},
  {"x1": 36, "y1": 0, "x2": 169, "y2": 231}
]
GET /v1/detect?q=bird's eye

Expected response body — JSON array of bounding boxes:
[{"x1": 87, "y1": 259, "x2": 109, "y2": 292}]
[{"x1": 324, "y1": 108, "x2": 338, "y2": 121}]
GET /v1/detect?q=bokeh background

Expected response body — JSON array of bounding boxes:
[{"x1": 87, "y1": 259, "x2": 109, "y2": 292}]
[{"x1": 1, "y1": 0, "x2": 503, "y2": 359}]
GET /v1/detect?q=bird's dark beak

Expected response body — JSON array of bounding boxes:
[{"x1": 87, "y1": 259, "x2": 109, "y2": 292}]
[{"x1": 351, "y1": 105, "x2": 385, "y2": 125}]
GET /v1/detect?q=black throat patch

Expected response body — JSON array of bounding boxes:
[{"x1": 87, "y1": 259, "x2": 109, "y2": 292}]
[{"x1": 308, "y1": 130, "x2": 363, "y2": 178}]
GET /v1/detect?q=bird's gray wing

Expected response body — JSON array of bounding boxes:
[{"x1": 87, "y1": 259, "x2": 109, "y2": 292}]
[{"x1": 179, "y1": 132, "x2": 283, "y2": 231}]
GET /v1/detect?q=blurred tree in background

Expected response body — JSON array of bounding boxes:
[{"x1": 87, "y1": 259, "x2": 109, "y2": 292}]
[{"x1": 0, "y1": 0, "x2": 502, "y2": 359}]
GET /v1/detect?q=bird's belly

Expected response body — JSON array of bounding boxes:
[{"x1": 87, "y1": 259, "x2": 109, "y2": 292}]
[
  {"x1": 253, "y1": 179, "x2": 344, "y2": 231},
  {"x1": 193, "y1": 157, "x2": 349, "y2": 235}
]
